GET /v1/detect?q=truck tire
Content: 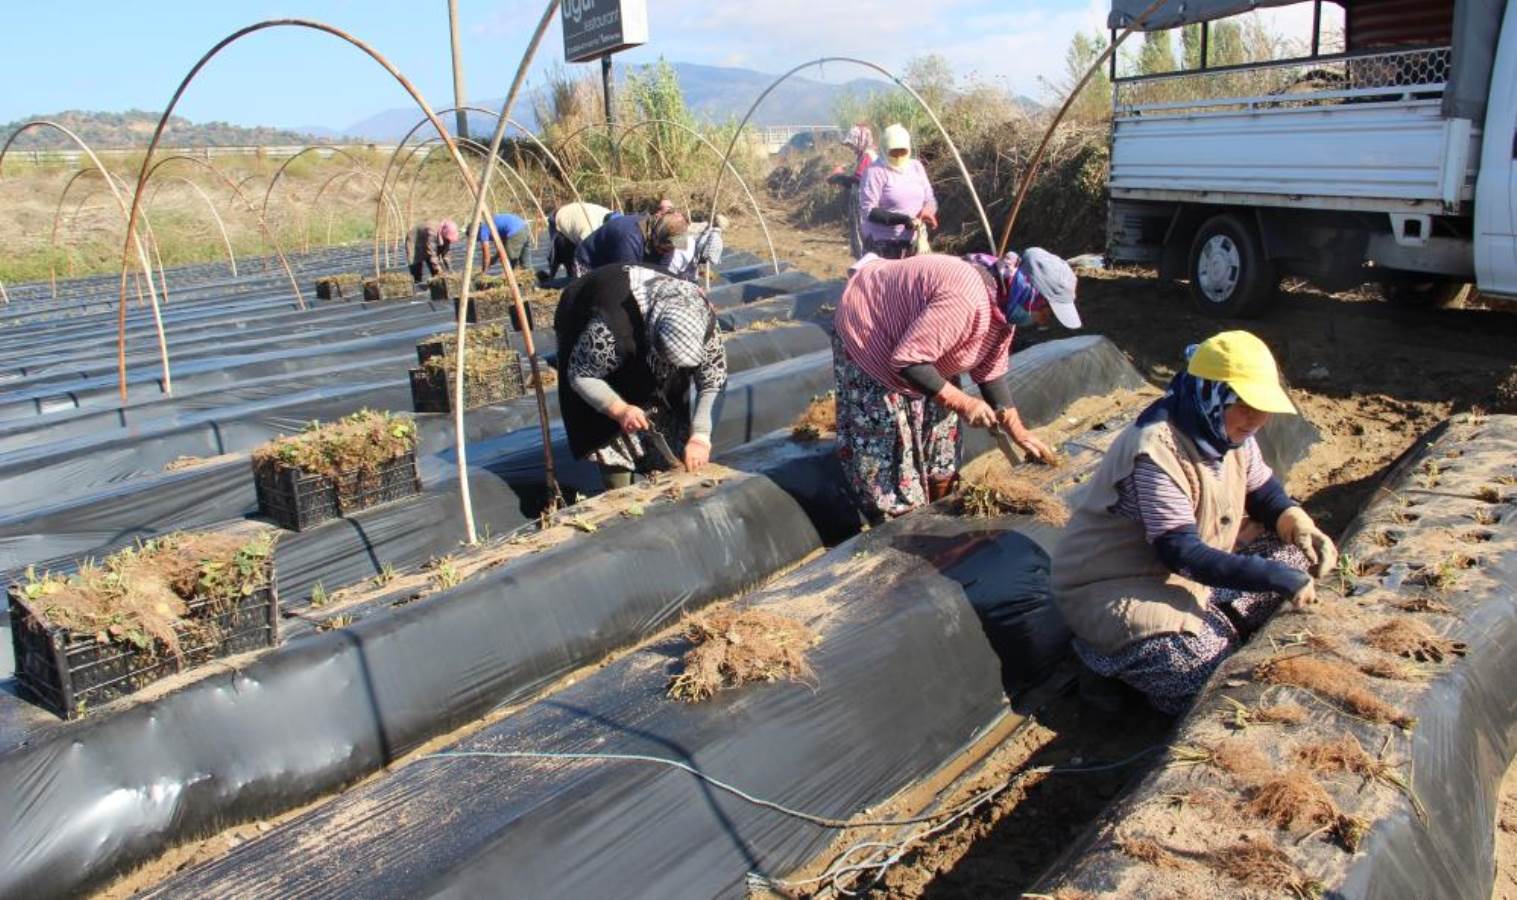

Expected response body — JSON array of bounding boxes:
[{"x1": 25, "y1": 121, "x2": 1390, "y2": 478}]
[{"x1": 1187, "y1": 213, "x2": 1278, "y2": 318}]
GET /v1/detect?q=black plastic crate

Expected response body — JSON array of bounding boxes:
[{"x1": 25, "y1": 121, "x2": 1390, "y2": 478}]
[
  {"x1": 314, "y1": 275, "x2": 360, "y2": 300},
  {"x1": 415, "y1": 326, "x2": 510, "y2": 366},
  {"x1": 409, "y1": 356, "x2": 525, "y2": 413},
  {"x1": 428, "y1": 276, "x2": 460, "y2": 300},
  {"x1": 363, "y1": 276, "x2": 415, "y2": 303},
  {"x1": 9, "y1": 572, "x2": 279, "y2": 720},
  {"x1": 253, "y1": 451, "x2": 421, "y2": 532}
]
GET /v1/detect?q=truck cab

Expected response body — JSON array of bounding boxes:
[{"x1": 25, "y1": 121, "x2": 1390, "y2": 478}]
[{"x1": 1106, "y1": 0, "x2": 1517, "y2": 316}]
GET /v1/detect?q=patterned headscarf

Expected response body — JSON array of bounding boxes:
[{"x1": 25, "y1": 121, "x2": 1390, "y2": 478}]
[
  {"x1": 963, "y1": 252, "x2": 1017, "y2": 309},
  {"x1": 1137, "y1": 345, "x2": 1242, "y2": 461},
  {"x1": 843, "y1": 124, "x2": 875, "y2": 155},
  {"x1": 638, "y1": 272, "x2": 712, "y2": 369}
]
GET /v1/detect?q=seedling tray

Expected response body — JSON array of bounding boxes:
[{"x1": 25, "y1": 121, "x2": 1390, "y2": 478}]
[
  {"x1": 254, "y1": 452, "x2": 421, "y2": 532},
  {"x1": 409, "y1": 357, "x2": 524, "y2": 413}
]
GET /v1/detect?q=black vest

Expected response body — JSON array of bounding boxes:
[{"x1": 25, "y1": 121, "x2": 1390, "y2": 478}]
[{"x1": 554, "y1": 265, "x2": 694, "y2": 459}]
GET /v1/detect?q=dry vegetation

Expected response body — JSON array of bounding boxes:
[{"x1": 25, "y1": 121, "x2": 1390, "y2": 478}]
[
  {"x1": 790, "y1": 392, "x2": 836, "y2": 441},
  {"x1": 250, "y1": 409, "x2": 418, "y2": 481},
  {"x1": 666, "y1": 607, "x2": 817, "y2": 703},
  {"x1": 15, "y1": 531, "x2": 274, "y2": 657},
  {"x1": 955, "y1": 461, "x2": 1069, "y2": 525}
]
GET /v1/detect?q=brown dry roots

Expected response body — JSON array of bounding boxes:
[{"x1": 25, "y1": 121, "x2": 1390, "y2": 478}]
[
  {"x1": 1211, "y1": 841, "x2": 1324, "y2": 898},
  {"x1": 667, "y1": 608, "x2": 817, "y2": 703},
  {"x1": 251, "y1": 409, "x2": 418, "y2": 484},
  {"x1": 955, "y1": 467, "x2": 1068, "y2": 525},
  {"x1": 1364, "y1": 617, "x2": 1468, "y2": 663},
  {"x1": 790, "y1": 393, "x2": 836, "y2": 441},
  {"x1": 1256, "y1": 654, "x2": 1416, "y2": 729}
]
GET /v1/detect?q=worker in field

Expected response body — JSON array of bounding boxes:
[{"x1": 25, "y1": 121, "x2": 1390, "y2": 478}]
[
  {"x1": 832, "y1": 248, "x2": 1080, "y2": 520},
  {"x1": 1052, "y1": 331, "x2": 1338, "y2": 715},
  {"x1": 857, "y1": 123, "x2": 937, "y2": 259},
  {"x1": 667, "y1": 213, "x2": 728, "y2": 282},
  {"x1": 828, "y1": 123, "x2": 877, "y2": 257},
  {"x1": 407, "y1": 218, "x2": 459, "y2": 284},
  {"x1": 573, "y1": 203, "x2": 689, "y2": 277},
  {"x1": 554, "y1": 263, "x2": 727, "y2": 490},
  {"x1": 540, "y1": 200, "x2": 615, "y2": 283},
  {"x1": 477, "y1": 211, "x2": 533, "y2": 274}
]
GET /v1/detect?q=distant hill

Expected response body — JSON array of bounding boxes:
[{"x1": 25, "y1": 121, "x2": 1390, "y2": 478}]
[
  {"x1": 1, "y1": 110, "x2": 325, "y2": 149},
  {"x1": 337, "y1": 62, "x2": 897, "y2": 141}
]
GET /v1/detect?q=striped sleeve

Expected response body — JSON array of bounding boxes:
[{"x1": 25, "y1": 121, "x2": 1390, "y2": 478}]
[
  {"x1": 1113, "y1": 454, "x2": 1199, "y2": 543},
  {"x1": 1241, "y1": 438, "x2": 1274, "y2": 492}
]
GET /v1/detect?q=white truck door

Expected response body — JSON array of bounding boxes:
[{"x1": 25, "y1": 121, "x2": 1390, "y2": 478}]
[{"x1": 1475, "y1": 3, "x2": 1517, "y2": 295}]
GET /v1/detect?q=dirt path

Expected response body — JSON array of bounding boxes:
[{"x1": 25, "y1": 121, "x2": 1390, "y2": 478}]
[{"x1": 737, "y1": 206, "x2": 1517, "y2": 898}]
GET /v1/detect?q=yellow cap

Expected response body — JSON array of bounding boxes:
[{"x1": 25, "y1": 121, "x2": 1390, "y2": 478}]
[{"x1": 1186, "y1": 330, "x2": 1296, "y2": 415}]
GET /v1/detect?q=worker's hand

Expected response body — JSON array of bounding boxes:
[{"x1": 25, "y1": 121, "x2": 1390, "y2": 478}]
[
  {"x1": 608, "y1": 401, "x2": 650, "y2": 434},
  {"x1": 936, "y1": 383, "x2": 995, "y2": 429},
  {"x1": 1277, "y1": 507, "x2": 1338, "y2": 580},
  {"x1": 1290, "y1": 579, "x2": 1318, "y2": 610},
  {"x1": 994, "y1": 408, "x2": 1056, "y2": 464},
  {"x1": 919, "y1": 210, "x2": 938, "y2": 231},
  {"x1": 684, "y1": 436, "x2": 711, "y2": 473}
]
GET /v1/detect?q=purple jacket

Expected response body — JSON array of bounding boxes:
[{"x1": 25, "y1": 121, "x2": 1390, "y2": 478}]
[{"x1": 858, "y1": 158, "x2": 937, "y2": 242}]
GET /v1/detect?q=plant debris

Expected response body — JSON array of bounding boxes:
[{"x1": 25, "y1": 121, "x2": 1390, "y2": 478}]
[
  {"x1": 1245, "y1": 768, "x2": 1336, "y2": 831},
  {"x1": 1364, "y1": 618, "x2": 1467, "y2": 663},
  {"x1": 1256, "y1": 654, "x2": 1416, "y2": 729},
  {"x1": 955, "y1": 466, "x2": 1068, "y2": 524},
  {"x1": 790, "y1": 391, "x2": 836, "y2": 441},
  {"x1": 15, "y1": 532, "x2": 274, "y2": 658},
  {"x1": 666, "y1": 607, "x2": 816, "y2": 703},
  {"x1": 251, "y1": 409, "x2": 418, "y2": 483},
  {"x1": 1210, "y1": 840, "x2": 1323, "y2": 898},
  {"x1": 1116, "y1": 836, "x2": 1194, "y2": 870}
]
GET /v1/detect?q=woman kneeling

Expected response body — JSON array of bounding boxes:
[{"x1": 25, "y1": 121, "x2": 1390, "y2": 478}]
[{"x1": 1053, "y1": 331, "x2": 1337, "y2": 715}]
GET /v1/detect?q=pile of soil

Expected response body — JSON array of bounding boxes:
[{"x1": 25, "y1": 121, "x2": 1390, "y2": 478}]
[
  {"x1": 15, "y1": 531, "x2": 274, "y2": 657},
  {"x1": 666, "y1": 607, "x2": 817, "y2": 703},
  {"x1": 251, "y1": 409, "x2": 418, "y2": 483}
]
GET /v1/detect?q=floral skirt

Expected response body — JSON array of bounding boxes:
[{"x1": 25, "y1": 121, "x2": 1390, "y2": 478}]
[
  {"x1": 1073, "y1": 537, "x2": 1310, "y2": 715},
  {"x1": 832, "y1": 335, "x2": 961, "y2": 520}
]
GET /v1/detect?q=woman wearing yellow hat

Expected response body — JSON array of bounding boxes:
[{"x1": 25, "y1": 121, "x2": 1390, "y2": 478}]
[
  {"x1": 857, "y1": 123, "x2": 937, "y2": 259},
  {"x1": 1052, "y1": 331, "x2": 1337, "y2": 714}
]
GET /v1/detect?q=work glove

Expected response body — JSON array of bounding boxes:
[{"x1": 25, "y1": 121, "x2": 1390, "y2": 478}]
[
  {"x1": 1277, "y1": 506, "x2": 1338, "y2": 580},
  {"x1": 684, "y1": 435, "x2": 711, "y2": 473},
  {"x1": 995, "y1": 407, "x2": 1056, "y2": 464},
  {"x1": 919, "y1": 210, "x2": 938, "y2": 231},
  {"x1": 1290, "y1": 579, "x2": 1318, "y2": 610},
  {"x1": 935, "y1": 383, "x2": 995, "y2": 429}
]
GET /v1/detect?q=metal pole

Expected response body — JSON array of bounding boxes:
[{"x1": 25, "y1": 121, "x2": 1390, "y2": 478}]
[
  {"x1": 447, "y1": 0, "x2": 470, "y2": 140},
  {"x1": 602, "y1": 54, "x2": 618, "y2": 174},
  {"x1": 1310, "y1": 0, "x2": 1323, "y2": 57},
  {"x1": 1200, "y1": 21, "x2": 1209, "y2": 69}
]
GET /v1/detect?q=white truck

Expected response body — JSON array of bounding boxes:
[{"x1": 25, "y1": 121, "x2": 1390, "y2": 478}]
[{"x1": 1105, "y1": 0, "x2": 1516, "y2": 316}]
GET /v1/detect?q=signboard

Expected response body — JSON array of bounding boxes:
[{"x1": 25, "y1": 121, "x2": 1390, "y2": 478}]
[{"x1": 562, "y1": 0, "x2": 648, "y2": 63}]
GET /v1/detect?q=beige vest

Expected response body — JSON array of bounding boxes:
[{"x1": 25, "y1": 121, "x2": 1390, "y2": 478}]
[{"x1": 1052, "y1": 419, "x2": 1249, "y2": 655}]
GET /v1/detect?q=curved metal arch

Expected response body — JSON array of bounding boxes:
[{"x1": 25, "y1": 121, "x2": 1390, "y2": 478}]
[
  {"x1": 47, "y1": 169, "x2": 171, "y2": 307},
  {"x1": 707, "y1": 56, "x2": 993, "y2": 251},
  {"x1": 371, "y1": 103, "x2": 583, "y2": 277},
  {"x1": 115, "y1": 19, "x2": 505, "y2": 405},
  {"x1": 145, "y1": 153, "x2": 308, "y2": 312},
  {"x1": 147, "y1": 174, "x2": 238, "y2": 277},
  {"x1": 550, "y1": 121, "x2": 621, "y2": 209},
  {"x1": 613, "y1": 117, "x2": 779, "y2": 275},
  {"x1": 1, "y1": 120, "x2": 171, "y2": 390},
  {"x1": 397, "y1": 135, "x2": 548, "y2": 260},
  {"x1": 305, "y1": 167, "x2": 408, "y2": 256},
  {"x1": 257, "y1": 143, "x2": 404, "y2": 264}
]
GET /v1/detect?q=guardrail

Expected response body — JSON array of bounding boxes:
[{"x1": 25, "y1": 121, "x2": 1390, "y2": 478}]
[{"x1": 5, "y1": 143, "x2": 437, "y2": 167}]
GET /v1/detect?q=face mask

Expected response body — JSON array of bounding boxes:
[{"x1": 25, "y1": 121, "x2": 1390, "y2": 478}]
[{"x1": 887, "y1": 151, "x2": 910, "y2": 171}]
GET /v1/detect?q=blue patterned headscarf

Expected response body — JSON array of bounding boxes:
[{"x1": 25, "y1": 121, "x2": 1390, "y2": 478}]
[
  {"x1": 963, "y1": 252, "x2": 1040, "y2": 325},
  {"x1": 1137, "y1": 345, "x2": 1241, "y2": 461}
]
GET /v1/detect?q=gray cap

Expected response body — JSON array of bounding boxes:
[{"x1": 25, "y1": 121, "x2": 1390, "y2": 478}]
[{"x1": 1022, "y1": 247, "x2": 1081, "y2": 329}]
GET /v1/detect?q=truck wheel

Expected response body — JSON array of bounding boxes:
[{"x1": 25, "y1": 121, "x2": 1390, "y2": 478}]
[
  {"x1": 1187, "y1": 214, "x2": 1278, "y2": 318},
  {"x1": 1380, "y1": 277, "x2": 1470, "y2": 309}
]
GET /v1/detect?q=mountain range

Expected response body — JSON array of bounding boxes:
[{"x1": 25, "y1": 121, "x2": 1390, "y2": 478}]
[{"x1": 11, "y1": 62, "x2": 1040, "y2": 148}]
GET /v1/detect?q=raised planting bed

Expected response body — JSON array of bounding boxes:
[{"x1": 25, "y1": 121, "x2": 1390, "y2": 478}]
[
  {"x1": 314, "y1": 273, "x2": 362, "y2": 300},
  {"x1": 251, "y1": 409, "x2": 421, "y2": 532},
  {"x1": 8, "y1": 531, "x2": 277, "y2": 719},
  {"x1": 409, "y1": 325, "x2": 524, "y2": 413},
  {"x1": 361, "y1": 272, "x2": 416, "y2": 303}
]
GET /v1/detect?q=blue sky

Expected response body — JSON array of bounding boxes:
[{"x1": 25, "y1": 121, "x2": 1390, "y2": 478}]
[{"x1": 0, "y1": 1, "x2": 1327, "y2": 129}]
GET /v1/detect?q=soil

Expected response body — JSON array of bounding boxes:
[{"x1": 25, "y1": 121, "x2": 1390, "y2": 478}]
[{"x1": 724, "y1": 203, "x2": 1517, "y2": 898}]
